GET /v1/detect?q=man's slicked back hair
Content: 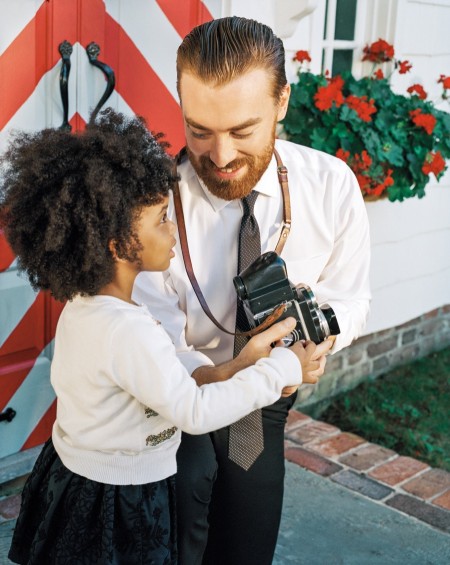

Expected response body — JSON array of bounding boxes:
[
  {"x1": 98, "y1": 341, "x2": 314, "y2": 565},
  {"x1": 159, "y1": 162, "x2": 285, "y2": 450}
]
[{"x1": 176, "y1": 16, "x2": 287, "y2": 100}]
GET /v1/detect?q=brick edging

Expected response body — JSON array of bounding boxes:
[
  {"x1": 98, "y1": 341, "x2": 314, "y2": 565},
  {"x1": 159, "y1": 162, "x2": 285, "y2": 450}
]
[{"x1": 284, "y1": 410, "x2": 450, "y2": 534}]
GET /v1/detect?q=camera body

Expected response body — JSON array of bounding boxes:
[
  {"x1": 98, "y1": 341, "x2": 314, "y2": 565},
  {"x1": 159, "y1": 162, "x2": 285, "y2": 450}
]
[{"x1": 233, "y1": 252, "x2": 340, "y2": 346}]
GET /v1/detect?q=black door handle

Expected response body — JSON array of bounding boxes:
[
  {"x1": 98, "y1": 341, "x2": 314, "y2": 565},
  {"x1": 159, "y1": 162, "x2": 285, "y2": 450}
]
[
  {"x1": 58, "y1": 40, "x2": 73, "y2": 131},
  {"x1": 86, "y1": 42, "x2": 116, "y2": 123},
  {"x1": 0, "y1": 407, "x2": 16, "y2": 423}
]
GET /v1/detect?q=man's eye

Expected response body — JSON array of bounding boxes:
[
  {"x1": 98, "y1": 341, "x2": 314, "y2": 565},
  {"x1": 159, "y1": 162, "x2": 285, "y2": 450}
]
[
  {"x1": 232, "y1": 132, "x2": 252, "y2": 139},
  {"x1": 191, "y1": 131, "x2": 209, "y2": 139}
]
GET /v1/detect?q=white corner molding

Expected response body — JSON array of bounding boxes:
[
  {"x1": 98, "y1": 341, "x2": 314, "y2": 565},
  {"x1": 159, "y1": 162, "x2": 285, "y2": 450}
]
[{"x1": 274, "y1": 0, "x2": 319, "y2": 38}]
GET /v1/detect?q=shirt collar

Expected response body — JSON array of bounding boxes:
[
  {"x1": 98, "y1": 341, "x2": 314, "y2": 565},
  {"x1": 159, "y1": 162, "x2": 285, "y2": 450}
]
[{"x1": 193, "y1": 153, "x2": 279, "y2": 213}]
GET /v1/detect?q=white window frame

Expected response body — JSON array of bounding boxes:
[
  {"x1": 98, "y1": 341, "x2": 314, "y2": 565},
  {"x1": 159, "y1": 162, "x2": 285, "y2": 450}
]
[
  {"x1": 321, "y1": 0, "x2": 367, "y2": 75},
  {"x1": 313, "y1": 0, "x2": 399, "y2": 77}
]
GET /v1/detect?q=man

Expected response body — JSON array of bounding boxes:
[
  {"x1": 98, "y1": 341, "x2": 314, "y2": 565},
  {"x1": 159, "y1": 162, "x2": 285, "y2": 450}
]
[{"x1": 133, "y1": 16, "x2": 370, "y2": 565}]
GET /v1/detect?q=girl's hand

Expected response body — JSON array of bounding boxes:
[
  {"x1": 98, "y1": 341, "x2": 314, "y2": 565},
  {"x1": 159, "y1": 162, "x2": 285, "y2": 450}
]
[{"x1": 237, "y1": 317, "x2": 298, "y2": 367}]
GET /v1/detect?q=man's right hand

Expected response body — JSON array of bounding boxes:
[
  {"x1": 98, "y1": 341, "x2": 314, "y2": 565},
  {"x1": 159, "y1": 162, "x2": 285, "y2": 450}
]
[{"x1": 288, "y1": 340, "x2": 322, "y2": 384}]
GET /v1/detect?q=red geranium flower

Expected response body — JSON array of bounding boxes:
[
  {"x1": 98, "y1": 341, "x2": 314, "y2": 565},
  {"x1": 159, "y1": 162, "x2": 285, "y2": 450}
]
[
  {"x1": 336, "y1": 148, "x2": 350, "y2": 162},
  {"x1": 356, "y1": 150, "x2": 373, "y2": 170},
  {"x1": 368, "y1": 169, "x2": 394, "y2": 197},
  {"x1": 410, "y1": 109, "x2": 436, "y2": 135},
  {"x1": 373, "y1": 69, "x2": 384, "y2": 80},
  {"x1": 346, "y1": 95, "x2": 377, "y2": 122},
  {"x1": 438, "y1": 75, "x2": 450, "y2": 89},
  {"x1": 362, "y1": 39, "x2": 395, "y2": 63},
  {"x1": 314, "y1": 76, "x2": 345, "y2": 111},
  {"x1": 407, "y1": 84, "x2": 427, "y2": 100},
  {"x1": 339, "y1": 149, "x2": 392, "y2": 197},
  {"x1": 398, "y1": 60, "x2": 412, "y2": 74},
  {"x1": 293, "y1": 50, "x2": 311, "y2": 64},
  {"x1": 422, "y1": 151, "x2": 446, "y2": 177}
]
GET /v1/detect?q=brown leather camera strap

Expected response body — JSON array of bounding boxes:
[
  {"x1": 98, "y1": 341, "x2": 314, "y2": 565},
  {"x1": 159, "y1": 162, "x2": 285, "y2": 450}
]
[{"x1": 172, "y1": 147, "x2": 292, "y2": 336}]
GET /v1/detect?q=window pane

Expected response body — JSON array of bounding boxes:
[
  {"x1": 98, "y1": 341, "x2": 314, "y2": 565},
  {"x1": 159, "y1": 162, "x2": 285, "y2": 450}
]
[
  {"x1": 332, "y1": 49, "x2": 354, "y2": 75},
  {"x1": 334, "y1": 0, "x2": 357, "y2": 40}
]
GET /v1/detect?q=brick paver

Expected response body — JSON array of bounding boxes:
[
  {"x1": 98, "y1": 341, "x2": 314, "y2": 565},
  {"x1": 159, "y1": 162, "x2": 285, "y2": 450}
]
[
  {"x1": 0, "y1": 494, "x2": 21, "y2": 523},
  {"x1": 386, "y1": 494, "x2": 450, "y2": 534},
  {"x1": 432, "y1": 490, "x2": 450, "y2": 511},
  {"x1": 402, "y1": 468, "x2": 450, "y2": 500},
  {"x1": 339, "y1": 443, "x2": 396, "y2": 471},
  {"x1": 308, "y1": 432, "x2": 366, "y2": 458},
  {"x1": 285, "y1": 420, "x2": 339, "y2": 445},
  {"x1": 285, "y1": 410, "x2": 311, "y2": 431},
  {"x1": 368, "y1": 456, "x2": 429, "y2": 486},
  {"x1": 331, "y1": 469, "x2": 394, "y2": 500},
  {"x1": 284, "y1": 441, "x2": 342, "y2": 477}
]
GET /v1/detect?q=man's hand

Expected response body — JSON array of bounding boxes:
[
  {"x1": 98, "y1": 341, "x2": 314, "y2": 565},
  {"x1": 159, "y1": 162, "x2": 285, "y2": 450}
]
[
  {"x1": 312, "y1": 335, "x2": 335, "y2": 359},
  {"x1": 280, "y1": 335, "x2": 335, "y2": 394}
]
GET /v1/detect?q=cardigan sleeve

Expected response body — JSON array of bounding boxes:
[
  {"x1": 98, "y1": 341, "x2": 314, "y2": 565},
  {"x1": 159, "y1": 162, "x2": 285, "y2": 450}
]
[
  {"x1": 132, "y1": 270, "x2": 213, "y2": 375},
  {"x1": 108, "y1": 311, "x2": 301, "y2": 435}
]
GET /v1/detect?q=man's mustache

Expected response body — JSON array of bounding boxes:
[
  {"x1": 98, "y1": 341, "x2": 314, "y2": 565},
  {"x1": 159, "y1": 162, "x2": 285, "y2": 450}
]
[{"x1": 200, "y1": 156, "x2": 253, "y2": 170}]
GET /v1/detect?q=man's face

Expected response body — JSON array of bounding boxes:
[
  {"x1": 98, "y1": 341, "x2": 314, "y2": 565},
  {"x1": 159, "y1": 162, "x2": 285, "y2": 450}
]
[{"x1": 179, "y1": 68, "x2": 290, "y2": 200}]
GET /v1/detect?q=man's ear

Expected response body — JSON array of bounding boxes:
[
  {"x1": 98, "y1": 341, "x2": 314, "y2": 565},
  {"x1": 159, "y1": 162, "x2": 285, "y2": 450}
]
[{"x1": 277, "y1": 83, "x2": 291, "y2": 121}]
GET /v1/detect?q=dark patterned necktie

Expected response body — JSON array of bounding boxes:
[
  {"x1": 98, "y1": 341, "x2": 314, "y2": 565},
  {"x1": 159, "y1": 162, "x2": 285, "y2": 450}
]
[{"x1": 229, "y1": 191, "x2": 264, "y2": 471}]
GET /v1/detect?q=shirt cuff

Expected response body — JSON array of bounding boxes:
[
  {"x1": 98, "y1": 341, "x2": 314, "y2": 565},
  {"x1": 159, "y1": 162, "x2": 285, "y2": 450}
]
[
  {"x1": 268, "y1": 347, "x2": 302, "y2": 386},
  {"x1": 176, "y1": 350, "x2": 215, "y2": 375}
]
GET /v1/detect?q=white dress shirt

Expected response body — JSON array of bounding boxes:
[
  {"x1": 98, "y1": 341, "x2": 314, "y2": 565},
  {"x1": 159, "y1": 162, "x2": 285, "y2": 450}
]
[{"x1": 133, "y1": 139, "x2": 371, "y2": 371}]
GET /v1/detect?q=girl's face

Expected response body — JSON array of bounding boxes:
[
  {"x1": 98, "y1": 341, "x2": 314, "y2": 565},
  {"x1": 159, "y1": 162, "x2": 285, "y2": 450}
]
[{"x1": 134, "y1": 197, "x2": 176, "y2": 272}]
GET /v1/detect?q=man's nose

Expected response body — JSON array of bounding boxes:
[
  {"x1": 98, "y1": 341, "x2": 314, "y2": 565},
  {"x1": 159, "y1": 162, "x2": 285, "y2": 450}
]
[{"x1": 209, "y1": 137, "x2": 237, "y2": 168}]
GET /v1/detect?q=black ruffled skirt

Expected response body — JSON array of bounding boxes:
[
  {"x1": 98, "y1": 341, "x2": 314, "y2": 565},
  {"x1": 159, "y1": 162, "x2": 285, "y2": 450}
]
[{"x1": 9, "y1": 439, "x2": 177, "y2": 564}]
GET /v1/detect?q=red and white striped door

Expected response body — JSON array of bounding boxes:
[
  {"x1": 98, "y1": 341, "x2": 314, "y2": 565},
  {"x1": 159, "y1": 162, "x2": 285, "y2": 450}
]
[{"x1": 0, "y1": 0, "x2": 216, "y2": 459}]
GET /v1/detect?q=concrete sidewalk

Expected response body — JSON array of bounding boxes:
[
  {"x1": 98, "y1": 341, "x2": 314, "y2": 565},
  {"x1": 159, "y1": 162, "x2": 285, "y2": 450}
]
[{"x1": 274, "y1": 462, "x2": 450, "y2": 564}]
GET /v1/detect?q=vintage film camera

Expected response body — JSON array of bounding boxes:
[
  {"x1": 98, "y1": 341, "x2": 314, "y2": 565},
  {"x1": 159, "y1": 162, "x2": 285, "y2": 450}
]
[{"x1": 233, "y1": 252, "x2": 340, "y2": 346}]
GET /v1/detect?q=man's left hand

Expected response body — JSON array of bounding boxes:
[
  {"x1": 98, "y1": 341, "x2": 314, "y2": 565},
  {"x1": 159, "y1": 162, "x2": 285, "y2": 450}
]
[{"x1": 280, "y1": 336, "x2": 335, "y2": 396}]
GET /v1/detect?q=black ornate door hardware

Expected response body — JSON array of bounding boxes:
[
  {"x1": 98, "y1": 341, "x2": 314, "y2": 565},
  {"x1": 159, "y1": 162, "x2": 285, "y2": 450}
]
[
  {"x1": 58, "y1": 40, "x2": 73, "y2": 131},
  {"x1": 58, "y1": 40, "x2": 116, "y2": 128},
  {"x1": 85, "y1": 42, "x2": 116, "y2": 123},
  {"x1": 0, "y1": 407, "x2": 16, "y2": 423}
]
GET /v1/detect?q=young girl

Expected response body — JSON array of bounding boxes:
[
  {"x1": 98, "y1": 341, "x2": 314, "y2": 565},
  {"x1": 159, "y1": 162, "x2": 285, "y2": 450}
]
[{"x1": 1, "y1": 109, "x2": 317, "y2": 564}]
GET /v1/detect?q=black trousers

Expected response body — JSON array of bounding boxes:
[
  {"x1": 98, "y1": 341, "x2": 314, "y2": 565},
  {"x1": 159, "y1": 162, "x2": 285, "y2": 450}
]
[{"x1": 175, "y1": 393, "x2": 297, "y2": 565}]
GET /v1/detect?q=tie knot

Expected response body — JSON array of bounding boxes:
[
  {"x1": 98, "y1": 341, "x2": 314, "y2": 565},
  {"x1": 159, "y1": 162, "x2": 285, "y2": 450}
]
[{"x1": 242, "y1": 191, "x2": 258, "y2": 216}]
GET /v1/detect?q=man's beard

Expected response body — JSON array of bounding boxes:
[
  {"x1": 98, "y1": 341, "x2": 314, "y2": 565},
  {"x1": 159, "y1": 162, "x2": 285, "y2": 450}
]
[{"x1": 186, "y1": 132, "x2": 276, "y2": 201}]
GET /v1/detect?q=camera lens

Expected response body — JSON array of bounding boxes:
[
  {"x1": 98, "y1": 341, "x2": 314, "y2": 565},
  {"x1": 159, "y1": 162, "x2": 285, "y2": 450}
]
[
  {"x1": 321, "y1": 305, "x2": 340, "y2": 336},
  {"x1": 233, "y1": 276, "x2": 247, "y2": 299}
]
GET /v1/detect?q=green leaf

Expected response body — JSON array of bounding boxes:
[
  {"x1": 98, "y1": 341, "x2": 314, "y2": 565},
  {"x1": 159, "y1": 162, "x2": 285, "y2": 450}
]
[
  {"x1": 310, "y1": 128, "x2": 339, "y2": 153},
  {"x1": 360, "y1": 128, "x2": 382, "y2": 155},
  {"x1": 381, "y1": 142, "x2": 404, "y2": 166}
]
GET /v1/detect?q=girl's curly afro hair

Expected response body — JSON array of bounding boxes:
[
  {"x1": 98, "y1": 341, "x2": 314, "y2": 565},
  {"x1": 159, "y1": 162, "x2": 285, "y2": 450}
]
[{"x1": 0, "y1": 108, "x2": 178, "y2": 301}]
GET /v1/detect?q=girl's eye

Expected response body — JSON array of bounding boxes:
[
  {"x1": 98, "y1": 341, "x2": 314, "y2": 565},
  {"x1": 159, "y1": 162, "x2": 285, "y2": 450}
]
[{"x1": 161, "y1": 213, "x2": 168, "y2": 223}]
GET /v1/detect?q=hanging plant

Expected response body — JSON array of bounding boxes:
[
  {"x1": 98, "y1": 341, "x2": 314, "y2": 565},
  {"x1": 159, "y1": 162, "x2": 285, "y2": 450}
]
[{"x1": 282, "y1": 40, "x2": 450, "y2": 201}]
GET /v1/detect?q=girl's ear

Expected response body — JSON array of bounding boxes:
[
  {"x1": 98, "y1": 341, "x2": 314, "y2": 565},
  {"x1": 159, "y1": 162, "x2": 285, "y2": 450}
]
[
  {"x1": 108, "y1": 239, "x2": 118, "y2": 260},
  {"x1": 108, "y1": 239, "x2": 127, "y2": 263}
]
